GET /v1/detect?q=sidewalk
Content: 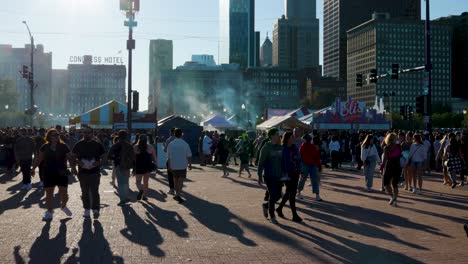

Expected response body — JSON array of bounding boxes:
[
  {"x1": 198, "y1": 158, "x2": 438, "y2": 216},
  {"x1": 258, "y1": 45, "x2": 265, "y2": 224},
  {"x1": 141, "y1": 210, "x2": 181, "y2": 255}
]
[{"x1": 0, "y1": 165, "x2": 467, "y2": 263}]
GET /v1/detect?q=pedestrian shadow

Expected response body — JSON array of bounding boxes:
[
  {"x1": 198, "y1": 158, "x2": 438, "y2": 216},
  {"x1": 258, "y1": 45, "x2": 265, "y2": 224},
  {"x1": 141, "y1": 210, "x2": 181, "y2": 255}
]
[
  {"x1": 13, "y1": 246, "x2": 25, "y2": 264},
  {"x1": 0, "y1": 184, "x2": 31, "y2": 215},
  {"x1": 141, "y1": 201, "x2": 189, "y2": 238},
  {"x1": 64, "y1": 219, "x2": 124, "y2": 264},
  {"x1": 181, "y1": 192, "x2": 256, "y2": 246},
  {"x1": 278, "y1": 221, "x2": 425, "y2": 264},
  {"x1": 300, "y1": 200, "x2": 449, "y2": 239},
  {"x1": 120, "y1": 205, "x2": 165, "y2": 257},
  {"x1": 28, "y1": 219, "x2": 71, "y2": 264},
  {"x1": 145, "y1": 188, "x2": 168, "y2": 202},
  {"x1": 0, "y1": 171, "x2": 17, "y2": 184},
  {"x1": 224, "y1": 176, "x2": 264, "y2": 190}
]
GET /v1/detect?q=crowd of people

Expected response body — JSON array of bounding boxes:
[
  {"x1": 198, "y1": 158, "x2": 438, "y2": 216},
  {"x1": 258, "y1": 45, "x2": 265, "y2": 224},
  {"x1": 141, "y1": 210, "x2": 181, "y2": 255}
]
[{"x1": 0, "y1": 125, "x2": 467, "y2": 225}]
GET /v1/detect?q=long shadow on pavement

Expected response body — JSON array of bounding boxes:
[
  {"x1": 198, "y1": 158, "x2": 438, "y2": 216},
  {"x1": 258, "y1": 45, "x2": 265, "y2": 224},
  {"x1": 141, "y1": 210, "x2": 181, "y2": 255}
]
[
  {"x1": 28, "y1": 219, "x2": 71, "y2": 264},
  {"x1": 64, "y1": 219, "x2": 124, "y2": 264},
  {"x1": 278, "y1": 221, "x2": 425, "y2": 264},
  {"x1": 120, "y1": 205, "x2": 165, "y2": 257},
  {"x1": 0, "y1": 183, "x2": 44, "y2": 215},
  {"x1": 141, "y1": 201, "x2": 189, "y2": 238},
  {"x1": 181, "y1": 192, "x2": 257, "y2": 246}
]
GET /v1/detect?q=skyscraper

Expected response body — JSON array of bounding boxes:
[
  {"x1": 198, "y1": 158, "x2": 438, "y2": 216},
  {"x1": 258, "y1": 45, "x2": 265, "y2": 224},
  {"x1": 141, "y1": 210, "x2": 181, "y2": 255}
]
[
  {"x1": 148, "y1": 39, "x2": 173, "y2": 114},
  {"x1": 260, "y1": 34, "x2": 272, "y2": 66},
  {"x1": 272, "y1": 0, "x2": 319, "y2": 69},
  {"x1": 219, "y1": 0, "x2": 255, "y2": 68},
  {"x1": 323, "y1": 0, "x2": 421, "y2": 81}
]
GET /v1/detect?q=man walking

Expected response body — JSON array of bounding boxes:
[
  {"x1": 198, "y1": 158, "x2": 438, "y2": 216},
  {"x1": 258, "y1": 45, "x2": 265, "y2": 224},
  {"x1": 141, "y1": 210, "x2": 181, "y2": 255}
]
[
  {"x1": 167, "y1": 128, "x2": 192, "y2": 203},
  {"x1": 108, "y1": 130, "x2": 135, "y2": 206},
  {"x1": 71, "y1": 126, "x2": 106, "y2": 218},
  {"x1": 14, "y1": 128, "x2": 35, "y2": 190},
  {"x1": 164, "y1": 128, "x2": 176, "y2": 195}
]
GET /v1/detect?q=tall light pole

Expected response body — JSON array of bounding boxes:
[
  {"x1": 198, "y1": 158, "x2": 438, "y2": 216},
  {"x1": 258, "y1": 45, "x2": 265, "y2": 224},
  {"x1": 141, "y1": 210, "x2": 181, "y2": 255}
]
[
  {"x1": 424, "y1": 0, "x2": 432, "y2": 131},
  {"x1": 22, "y1": 21, "x2": 35, "y2": 125},
  {"x1": 120, "y1": 0, "x2": 139, "y2": 135}
]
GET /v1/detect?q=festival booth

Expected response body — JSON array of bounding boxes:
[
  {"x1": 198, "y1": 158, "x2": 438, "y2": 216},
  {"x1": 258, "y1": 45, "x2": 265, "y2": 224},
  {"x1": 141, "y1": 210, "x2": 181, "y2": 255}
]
[
  {"x1": 299, "y1": 113, "x2": 314, "y2": 126},
  {"x1": 312, "y1": 98, "x2": 391, "y2": 130},
  {"x1": 112, "y1": 112, "x2": 157, "y2": 130},
  {"x1": 256, "y1": 115, "x2": 309, "y2": 131},
  {"x1": 158, "y1": 115, "x2": 203, "y2": 158},
  {"x1": 69, "y1": 100, "x2": 127, "y2": 128},
  {"x1": 286, "y1": 107, "x2": 314, "y2": 118},
  {"x1": 200, "y1": 114, "x2": 237, "y2": 130}
]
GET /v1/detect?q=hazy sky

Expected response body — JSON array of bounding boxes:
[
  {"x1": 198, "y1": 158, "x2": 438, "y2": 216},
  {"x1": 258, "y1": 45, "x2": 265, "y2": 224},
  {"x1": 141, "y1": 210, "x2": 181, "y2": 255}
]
[{"x1": 1, "y1": 0, "x2": 467, "y2": 112}]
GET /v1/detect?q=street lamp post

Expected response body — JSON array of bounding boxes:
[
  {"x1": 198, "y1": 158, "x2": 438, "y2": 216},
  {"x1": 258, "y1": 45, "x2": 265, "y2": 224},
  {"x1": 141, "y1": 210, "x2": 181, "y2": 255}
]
[
  {"x1": 22, "y1": 21, "x2": 35, "y2": 126},
  {"x1": 241, "y1": 103, "x2": 247, "y2": 129},
  {"x1": 424, "y1": 0, "x2": 433, "y2": 132},
  {"x1": 121, "y1": 0, "x2": 139, "y2": 135}
]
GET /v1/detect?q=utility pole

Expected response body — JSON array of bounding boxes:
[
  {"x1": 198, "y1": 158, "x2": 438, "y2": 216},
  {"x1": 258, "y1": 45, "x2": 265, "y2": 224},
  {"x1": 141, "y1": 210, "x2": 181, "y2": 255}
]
[
  {"x1": 121, "y1": 0, "x2": 138, "y2": 135},
  {"x1": 424, "y1": 0, "x2": 432, "y2": 132},
  {"x1": 22, "y1": 21, "x2": 35, "y2": 126}
]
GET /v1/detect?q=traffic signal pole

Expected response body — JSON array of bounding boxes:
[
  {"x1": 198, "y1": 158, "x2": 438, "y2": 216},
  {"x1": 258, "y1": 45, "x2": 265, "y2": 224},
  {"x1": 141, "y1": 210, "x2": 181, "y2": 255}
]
[{"x1": 425, "y1": 0, "x2": 432, "y2": 131}]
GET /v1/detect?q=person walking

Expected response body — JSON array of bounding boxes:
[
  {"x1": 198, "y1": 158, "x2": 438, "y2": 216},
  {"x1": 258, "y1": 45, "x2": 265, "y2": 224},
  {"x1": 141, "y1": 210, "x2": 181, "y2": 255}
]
[
  {"x1": 329, "y1": 135, "x2": 340, "y2": 170},
  {"x1": 444, "y1": 136, "x2": 465, "y2": 188},
  {"x1": 380, "y1": 133, "x2": 402, "y2": 206},
  {"x1": 202, "y1": 131, "x2": 213, "y2": 166},
  {"x1": 215, "y1": 134, "x2": 230, "y2": 177},
  {"x1": 167, "y1": 128, "x2": 192, "y2": 203},
  {"x1": 407, "y1": 134, "x2": 427, "y2": 194},
  {"x1": 257, "y1": 128, "x2": 283, "y2": 224},
  {"x1": 275, "y1": 132, "x2": 303, "y2": 223},
  {"x1": 134, "y1": 134, "x2": 157, "y2": 201},
  {"x1": 361, "y1": 135, "x2": 381, "y2": 192},
  {"x1": 14, "y1": 128, "x2": 35, "y2": 191},
  {"x1": 108, "y1": 130, "x2": 135, "y2": 206},
  {"x1": 71, "y1": 127, "x2": 106, "y2": 217},
  {"x1": 32, "y1": 128, "x2": 73, "y2": 220},
  {"x1": 164, "y1": 128, "x2": 176, "y2": 195},
  {"x1": 297, "y1": 135, "x2": 323, "y2": 201}
]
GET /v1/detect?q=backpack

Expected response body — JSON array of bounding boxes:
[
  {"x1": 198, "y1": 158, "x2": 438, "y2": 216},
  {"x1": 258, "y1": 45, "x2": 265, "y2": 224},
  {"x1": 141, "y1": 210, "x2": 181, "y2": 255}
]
[{"x1": 119, "y1": 142, "x2": 135, "y2": 170}]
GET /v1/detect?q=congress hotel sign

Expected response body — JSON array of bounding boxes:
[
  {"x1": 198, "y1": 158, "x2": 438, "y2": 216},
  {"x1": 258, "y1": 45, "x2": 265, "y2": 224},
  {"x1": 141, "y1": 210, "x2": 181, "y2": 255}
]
[{"x1": 69, "y1": 55, "x2": 124, "y2": 65}]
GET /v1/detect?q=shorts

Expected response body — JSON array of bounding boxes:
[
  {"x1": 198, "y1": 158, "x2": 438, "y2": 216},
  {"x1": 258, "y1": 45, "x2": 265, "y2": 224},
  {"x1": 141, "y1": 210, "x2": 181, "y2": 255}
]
[
  {"x1": 410, "y1": 161, "x2": 425, "y2": 169},
  {"x1": 172, "y1": 169, "x2": 187, "y2": 178},
  {"x1": 43, "y1": 174, "x2": 68, "y2": 188}
]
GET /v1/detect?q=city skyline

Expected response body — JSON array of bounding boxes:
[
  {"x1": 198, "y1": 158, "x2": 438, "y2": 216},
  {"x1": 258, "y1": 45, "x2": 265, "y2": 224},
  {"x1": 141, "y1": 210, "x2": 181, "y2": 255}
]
[{"x1": 1, "y1": 0, "x2": 468, "y2": 111}]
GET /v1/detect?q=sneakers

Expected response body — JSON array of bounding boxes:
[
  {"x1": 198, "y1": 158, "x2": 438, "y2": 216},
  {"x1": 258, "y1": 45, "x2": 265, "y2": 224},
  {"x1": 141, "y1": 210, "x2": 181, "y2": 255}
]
[
  {"x1": 458, "y1": 182, "x2": 465, "y2": 187},
  {"x1": 21, "y1": 183, "x2": 32, "y2": 191},
  {"x1": 276, "y1": 208, "x2": 284, "y2": 218},
  {"x1": 417, "y1": 189, "x2": 422, "y2": 194},
  {"x1": 262, "y1": 203, "x2": 268, "y2": 218},
  {"x1": 315, "y1": 195, "x2": 323, "y2": 202},
  {"x1": 296, "y1": 193, "x2": 303, "y2": 199},
  {"x1": 292, "y1": 215, "x2": 303, "y2": 223},
  {"x1": 61, "y1": 207, "x2": 73, "y2": 217},
  {"x1": 173, "y1": 195, "x2": 184, "y2": 203},
  {"x1": 83, "y1": 209, "x2": 91, "y2": 217},
  {"x1": 137, "y1": 190, "x2": 144, "y2": 200},
  {"x1": 93, "y1": 209, "x2": 100, "y2": 219},
  {"x1": 43, "y1": 211, "x2": 53, "y2": 221},
  {"x1": 389, "y1": 197, "x2": 396, "y2": 205},
  {"x1": 167, "y1": 189, "x2": 175, "y2": 195},
  {"x1": 452, "y1": 182, "x2": 458, "y2": 189},
  {"x1": 412, "y1": 188, "x2": 417, "y2": 194},
  {"x1": 270, "y1": 217, "x2": 279, "y2": 224}
]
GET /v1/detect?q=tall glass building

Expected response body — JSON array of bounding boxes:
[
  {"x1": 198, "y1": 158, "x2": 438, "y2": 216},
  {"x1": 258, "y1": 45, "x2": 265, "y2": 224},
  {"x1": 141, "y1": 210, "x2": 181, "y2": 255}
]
[{"x1": 219, "y1": 0, "x2": 255, "y2": 69}]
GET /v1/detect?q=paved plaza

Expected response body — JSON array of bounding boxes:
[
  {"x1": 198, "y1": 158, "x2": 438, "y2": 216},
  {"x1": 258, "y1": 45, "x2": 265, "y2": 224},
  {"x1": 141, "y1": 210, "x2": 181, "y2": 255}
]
[{"x1": 0, "y1": 164, "x2": 467, "y2": 264}]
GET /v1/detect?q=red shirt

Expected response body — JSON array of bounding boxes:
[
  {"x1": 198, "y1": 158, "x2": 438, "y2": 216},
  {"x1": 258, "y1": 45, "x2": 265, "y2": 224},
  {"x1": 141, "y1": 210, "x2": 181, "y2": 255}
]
[{"x1": 299, "y1": 142, "x2": 322, "y2": 168}]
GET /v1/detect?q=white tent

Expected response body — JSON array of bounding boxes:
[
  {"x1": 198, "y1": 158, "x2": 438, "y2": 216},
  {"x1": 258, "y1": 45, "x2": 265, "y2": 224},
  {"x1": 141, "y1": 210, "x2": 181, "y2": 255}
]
[
  {"x1": 256, "y1": 116, "x2": 309, "y2": 131},
  {"x1": 200, "y1": 114, "x2": 237, "y2": 129},
  {"x1": 299, "y1": 113, "x2": 313, "y2": 126}
]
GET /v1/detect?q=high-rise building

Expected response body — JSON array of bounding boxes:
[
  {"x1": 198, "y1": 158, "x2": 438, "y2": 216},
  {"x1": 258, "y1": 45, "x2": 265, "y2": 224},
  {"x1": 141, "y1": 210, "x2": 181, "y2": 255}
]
[
  {"x1": 0, "y1": 44, "x2": 52, "y2": 113},
  {"x1": 272, "y1": 0, "x2": 319, "y2": 69},
  {"x1": 260, "y1": 34, "x2": 272, "y2": 66},
  {"x1": 51, "y1": 69, "x2": 68, "y2": 114},
  {"x1": 148, "y1": 39, "x2": 173, "y2": 114},
  {"x1": 219, "y1": 0, "x2": 255, "y2": 68},
  {"x1": 67, "y1": 56, "x2": 126, "y2": 114},
  {"x1": 435, "y1": 12, "x2": 468, "y2": 100},
  {"x1": 347, "y1": 14, "x2": 452, "y2": 112},
  {"x1": 191, "y1": 55, "x2": 216, "y2": 66},
  {"x1": 323, "y1": 0, "x2": 421, "y2": 82}
]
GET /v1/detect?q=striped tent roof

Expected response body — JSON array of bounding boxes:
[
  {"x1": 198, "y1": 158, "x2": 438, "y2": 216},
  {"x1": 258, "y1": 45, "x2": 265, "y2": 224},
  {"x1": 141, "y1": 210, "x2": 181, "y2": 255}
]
[{"x1": 69, "y1": 100, "x2": 127, "y2": 127}]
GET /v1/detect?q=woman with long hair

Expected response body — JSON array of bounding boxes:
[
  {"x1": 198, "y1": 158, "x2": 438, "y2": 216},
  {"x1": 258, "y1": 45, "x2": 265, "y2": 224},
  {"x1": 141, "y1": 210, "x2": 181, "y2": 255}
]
[
  {"x1": 361, "y1": 134, "x2": 381, "y2": 192},
  {"x1": 32, "y1": 128, "x2": 73, "y2": 220},
  {"x1": 407, "y1": 134, "x2": 427, "y2": 194},
  {"x1": 276, "y1": 131, "x2": 302, "y2": 223},
  {"x1": 133, "y1": 134, "x2": 157, "y2": 201},
  {"x1": 380, "y1": 133, "x2": 402, "y2": 206}
]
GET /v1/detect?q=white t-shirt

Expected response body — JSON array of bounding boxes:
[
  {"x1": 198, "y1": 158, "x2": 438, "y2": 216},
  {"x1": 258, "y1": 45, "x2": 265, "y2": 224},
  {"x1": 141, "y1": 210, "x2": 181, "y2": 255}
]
[{"x1": 167, "y1": 138, "x2": 192, "y2": 170}]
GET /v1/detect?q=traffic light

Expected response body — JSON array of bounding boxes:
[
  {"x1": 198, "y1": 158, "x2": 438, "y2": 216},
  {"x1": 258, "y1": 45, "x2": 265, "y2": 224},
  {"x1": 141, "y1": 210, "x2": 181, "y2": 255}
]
[
  {"x1": 356, "y1": 74, "x2": 363, "y2": 87},
  {"x1": 370, "y1": 69, "x2": 377, "y2": 83},
  {"x1": 391, "y1": 64, "x2": 399, "y2": 79},
  {"x1": 408, "y1": 106, "x2": 414, "y2": 120},
  {"x1": 132, "y1": 91, "x2": 139, "y2": 112},
  {"x1": 28, "y1": 71, "x2": 33, "y2": 82},
  {"x1": 22, "y1": 65, "x2": 29, "y2": 79},
  {"x1": 415, "y1": 95, "x2": 425, "y2": 114}
]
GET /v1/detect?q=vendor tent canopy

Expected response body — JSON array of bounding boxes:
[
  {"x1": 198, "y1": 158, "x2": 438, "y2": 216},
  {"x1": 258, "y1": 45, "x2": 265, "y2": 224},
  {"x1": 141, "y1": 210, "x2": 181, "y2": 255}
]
[
  {"x1": 200, "y1": 114, "x2": 237, "y2": 129},
  {"x1": 287, "y1": 107, "x2": 314, "y2": 118},
  {"x1": 299, "y1": 113, "x2": 313, "y2": 126},
  {"x1": 69, "y1": 100, "x2": 127, "y2": 128},
  {"x1": 256, "y1": 116, "x2": 309, "y2": 131},
  {"x1": 158, "y1": 115, "x2": 203, "y2": 155}
]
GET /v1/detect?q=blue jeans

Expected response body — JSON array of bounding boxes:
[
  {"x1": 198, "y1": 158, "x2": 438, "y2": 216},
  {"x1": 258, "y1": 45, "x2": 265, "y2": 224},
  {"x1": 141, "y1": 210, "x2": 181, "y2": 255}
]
[
  {"x1": 363, "y1": 156, "x2": 377, "y2": 188},
  {"x1": 115, "y1": 166, "x2": 130, "y2": 202},
  {"x1": 298, "y1": 164, "x2": 319, "y2": 194}
]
